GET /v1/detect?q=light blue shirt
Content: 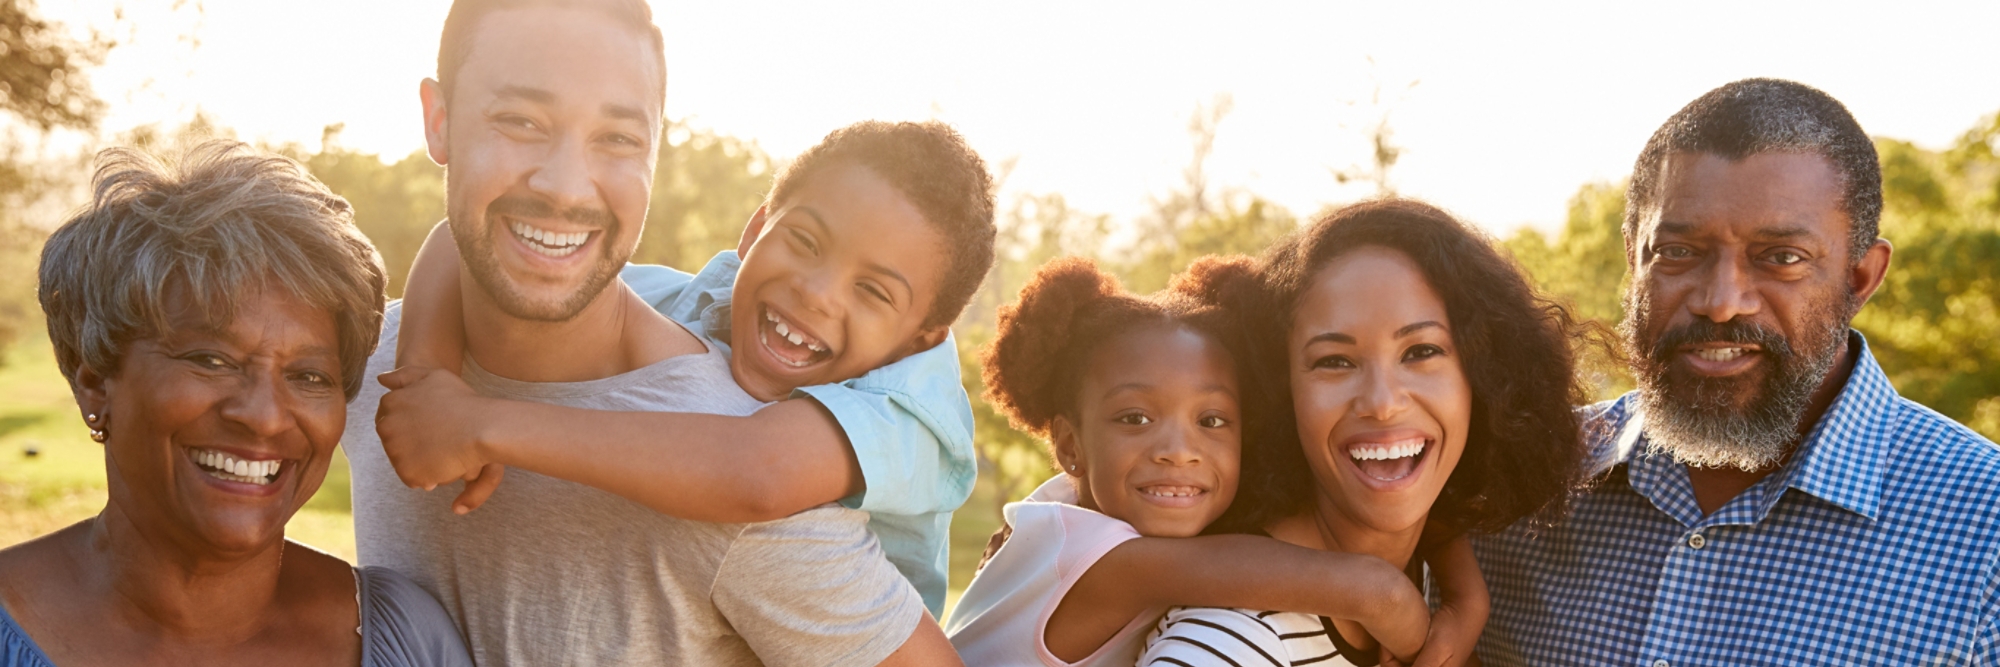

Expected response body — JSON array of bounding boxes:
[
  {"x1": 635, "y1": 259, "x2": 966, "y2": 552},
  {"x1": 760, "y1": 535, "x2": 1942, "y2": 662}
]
[{"x1": 621, "y1": 251, "x2": 977, "y2": 615}]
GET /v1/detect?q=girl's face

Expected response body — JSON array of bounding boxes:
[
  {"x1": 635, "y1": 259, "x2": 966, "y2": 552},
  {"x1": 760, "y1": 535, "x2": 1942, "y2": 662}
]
[
  {"x1": 1287, "y1": 245, "x2": 1469, "y2": 538},
  {"x1": 1056, "y1": 326, "x2": 1242, "y2": 538}
]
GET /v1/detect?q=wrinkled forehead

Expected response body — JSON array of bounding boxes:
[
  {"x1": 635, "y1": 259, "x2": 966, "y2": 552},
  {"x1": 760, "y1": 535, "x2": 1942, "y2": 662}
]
[
  {"x1": 453, "y1": 6, "x2": 664, "y2": 118},
  {"x1": 1642, "y1": 151, "x2": 1849, "y2": 241}
]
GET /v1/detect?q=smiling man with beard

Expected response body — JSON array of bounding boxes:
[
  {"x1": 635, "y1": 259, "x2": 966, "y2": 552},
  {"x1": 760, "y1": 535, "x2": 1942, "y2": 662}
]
[{"x1": 1473, "y1": 79, "x2": 2000, "y2": 665}]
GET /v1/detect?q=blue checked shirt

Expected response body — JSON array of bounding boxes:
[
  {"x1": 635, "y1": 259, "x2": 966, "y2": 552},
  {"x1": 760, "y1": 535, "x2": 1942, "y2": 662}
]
[{"x1": 1474, "y1": 333, "x2": 2000, "y2": 666}]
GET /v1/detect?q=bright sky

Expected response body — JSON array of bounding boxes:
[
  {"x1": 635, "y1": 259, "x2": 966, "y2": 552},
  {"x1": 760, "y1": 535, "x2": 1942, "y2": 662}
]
[{"x1": 36, "y1": 0, "x2": 2000, "y2": 235}]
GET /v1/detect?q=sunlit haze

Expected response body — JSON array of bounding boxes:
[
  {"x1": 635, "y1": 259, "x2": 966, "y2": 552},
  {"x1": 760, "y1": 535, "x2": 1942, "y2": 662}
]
[{"x1": 36, "y1": 0, "x2": 2000, "y2": 234}]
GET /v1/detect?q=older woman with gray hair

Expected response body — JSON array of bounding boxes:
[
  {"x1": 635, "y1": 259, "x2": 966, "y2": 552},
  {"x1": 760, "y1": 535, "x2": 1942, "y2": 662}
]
[{"x1": 0, "y1": 141, "x2": 470, "y2": 666}]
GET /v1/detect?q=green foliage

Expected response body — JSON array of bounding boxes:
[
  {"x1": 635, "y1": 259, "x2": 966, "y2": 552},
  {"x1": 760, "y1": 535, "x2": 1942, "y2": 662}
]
[
  {"x1": 277, "y1": 126, "x2": 447, "y2": 299},
  {"x1": 1502, "y1": 180, "x2": 1633, "y2": 400},
  {"x1": 0, "y1": 0, "x2": 109, "y2": 131},
  {"x1": 634, "y1": 121, "x2": 774, "y2": 272},
  {"x1": 1855, "y1": 132, "x2": 2000, "y2": 438}
]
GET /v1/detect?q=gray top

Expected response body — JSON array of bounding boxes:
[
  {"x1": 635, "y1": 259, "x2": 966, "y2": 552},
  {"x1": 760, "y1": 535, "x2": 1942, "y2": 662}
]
[
  {"x1": 0, "y1": 565, "x2": 470, "y2": 667},
  {"x1": 345, "y1": 303, "x2": 925, "y2": 667}
]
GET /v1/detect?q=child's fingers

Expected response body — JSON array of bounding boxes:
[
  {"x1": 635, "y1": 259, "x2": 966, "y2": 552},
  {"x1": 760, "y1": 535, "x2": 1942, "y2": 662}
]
[
  {"x1": 377, "y1": 366, "x2": 430, "y2": 390},
  {"x1": 453, "y1": 464, "x2": 505, "y2": 514}
]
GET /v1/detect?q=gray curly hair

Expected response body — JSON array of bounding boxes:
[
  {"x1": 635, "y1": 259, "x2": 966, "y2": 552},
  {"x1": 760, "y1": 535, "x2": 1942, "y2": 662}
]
[{"x1": 38, "y1": 140, "x2": 387, "y2": 401}]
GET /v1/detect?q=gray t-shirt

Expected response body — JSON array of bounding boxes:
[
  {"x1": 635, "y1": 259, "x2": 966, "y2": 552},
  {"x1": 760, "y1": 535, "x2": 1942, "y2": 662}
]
[{"x1": 346, "y1": 304, "x2": 924, "y2": 667}]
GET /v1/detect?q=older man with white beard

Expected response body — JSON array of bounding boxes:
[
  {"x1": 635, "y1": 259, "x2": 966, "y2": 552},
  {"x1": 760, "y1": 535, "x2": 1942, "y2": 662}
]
[{"x1": 1473, "y1": 78, "x2": 2000, "y2": 666}]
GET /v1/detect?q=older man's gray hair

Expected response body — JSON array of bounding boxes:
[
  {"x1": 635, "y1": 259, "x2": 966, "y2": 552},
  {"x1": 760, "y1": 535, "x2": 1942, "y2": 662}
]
[{"x1": 38, "y1": 139, "x2": 388, "y2": 401}]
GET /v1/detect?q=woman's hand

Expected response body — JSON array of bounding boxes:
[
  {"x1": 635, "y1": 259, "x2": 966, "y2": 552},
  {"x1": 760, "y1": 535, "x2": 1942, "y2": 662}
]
[{"x1": 376, "y1": 366, "x2": 501, "y2": 502}]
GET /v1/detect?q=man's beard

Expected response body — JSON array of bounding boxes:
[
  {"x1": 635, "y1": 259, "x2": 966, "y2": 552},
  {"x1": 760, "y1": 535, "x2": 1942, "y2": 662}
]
[
  {"x1": 1622, "y1": 288, "x2": 1855, "y2": 471},
  {"x1": 452, "y1": 193, "x2": 624, "y2": 323}
]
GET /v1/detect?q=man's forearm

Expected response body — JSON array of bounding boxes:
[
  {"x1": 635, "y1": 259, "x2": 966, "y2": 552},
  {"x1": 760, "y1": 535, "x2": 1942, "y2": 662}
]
[{"x1": 481, "y1": 398, "x2": 864, "y2": 522}]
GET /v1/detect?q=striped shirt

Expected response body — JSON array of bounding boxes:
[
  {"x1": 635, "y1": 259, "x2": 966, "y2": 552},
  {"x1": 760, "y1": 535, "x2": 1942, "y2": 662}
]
[
  {"x1": 1474, "y1": 333, "x2": 2000, "y2": 666},
  {"x1": 1138, "y1": 607, "x2": 1380, "y2": 667}
]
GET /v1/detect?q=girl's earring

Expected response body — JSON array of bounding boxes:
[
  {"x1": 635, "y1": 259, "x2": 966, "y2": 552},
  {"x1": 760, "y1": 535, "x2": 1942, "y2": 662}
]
[
  {"x1": 1067, "y1": 464, "x2": 1077, "y2": 473},
  {"x1": 86, "y1": 413, "x2": 107, "y2": 443}
]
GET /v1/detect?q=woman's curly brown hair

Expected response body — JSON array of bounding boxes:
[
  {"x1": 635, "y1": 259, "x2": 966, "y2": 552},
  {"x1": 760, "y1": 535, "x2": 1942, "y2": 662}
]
[
  {"x1": 981, "y1": 255, "x2": 1270, "y2": 502},
  {"x1": 1231, "y1": 198, "x2": 1591, "y2": 535}
]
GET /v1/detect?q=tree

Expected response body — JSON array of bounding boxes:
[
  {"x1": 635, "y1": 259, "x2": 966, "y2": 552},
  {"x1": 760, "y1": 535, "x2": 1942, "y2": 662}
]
[
  {"x1": 0, "y1": 0, "x2": 110, "y2": 132},
  {"x1": 0, "y1": 0, "x2": 116, "y2": 365},
  {"x1": 632, "y1": 120, "x2": 773, "y2": 272}
]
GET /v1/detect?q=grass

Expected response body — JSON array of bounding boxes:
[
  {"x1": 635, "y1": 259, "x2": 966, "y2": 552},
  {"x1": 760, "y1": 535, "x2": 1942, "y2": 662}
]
[{"x1": 0, "y1": 332, "x2": 1017, "y2": 619}]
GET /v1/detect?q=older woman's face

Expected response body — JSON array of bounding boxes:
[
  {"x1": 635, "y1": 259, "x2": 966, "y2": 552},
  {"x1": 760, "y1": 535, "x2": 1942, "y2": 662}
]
[
  {"x1": 1287, "y1": 246, "x2": 1469, "y2": 537},
  {"x1": 89, "y1": 287, "x2": 345, "y2": 555}
]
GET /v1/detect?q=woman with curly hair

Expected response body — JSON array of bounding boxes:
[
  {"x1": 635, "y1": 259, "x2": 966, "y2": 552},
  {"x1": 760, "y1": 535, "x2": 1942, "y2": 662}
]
[
  {"x1": 1140, "y1": 199, "x2": 1590, "y2": 666},
  {"x1": 947, "y1": 256, "x2": 1488, "y2": 667}
]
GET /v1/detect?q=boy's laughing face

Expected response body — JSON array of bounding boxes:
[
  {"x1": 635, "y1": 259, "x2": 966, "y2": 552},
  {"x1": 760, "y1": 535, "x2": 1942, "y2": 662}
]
[{"x1": 728, "y1": 162, "x2": 951, "y2": 401}]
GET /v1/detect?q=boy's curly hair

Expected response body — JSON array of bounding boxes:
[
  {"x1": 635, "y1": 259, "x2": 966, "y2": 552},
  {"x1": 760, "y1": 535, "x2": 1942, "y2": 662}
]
[
  {"x1": 768, "y1": 120, "x2": 996, "y2": 329},
  {"x1": 981, "y1": 256, "x2": 1273, "y2": 527},
  {"x1": 1235, "y1": 198, "x2": 1591, "y2": 535}
]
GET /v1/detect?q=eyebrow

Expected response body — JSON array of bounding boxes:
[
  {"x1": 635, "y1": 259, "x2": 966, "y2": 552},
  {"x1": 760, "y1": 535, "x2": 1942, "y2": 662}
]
[
  {"x1": 792, "y1": 206, "x2": 915, "y2": 301},
  {"x1": 1656, "y1": 221, "x2": 1817, "y2": 241},
  {"x1": 494, "y1": 85, "x2": 556, "y2": 104},
  {"x1": 602, "y1": 102, "x2": 650, "y2": 124},
  {"x1": 1305, "y1": 320, "x2": 1445, "y2": 346},
  {"x1": 494, "y1": 86, "x2": 650, "y2": 125}
]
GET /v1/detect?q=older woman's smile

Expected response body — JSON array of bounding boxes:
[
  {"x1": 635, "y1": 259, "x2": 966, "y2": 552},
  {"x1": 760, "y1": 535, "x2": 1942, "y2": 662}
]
[{"x1": 186, "y1": 447, "x2": 289, "y2": 487}]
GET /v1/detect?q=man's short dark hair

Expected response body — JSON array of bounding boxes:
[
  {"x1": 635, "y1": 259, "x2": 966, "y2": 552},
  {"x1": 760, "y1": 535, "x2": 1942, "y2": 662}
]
[
  {"x1": 768, "y1": 120, "x2": 997, "y2": 330},
  {"x1": 1626, "y1": 78, "x2": 1883, "y2": 263},
  {"x1": 436, "y1": 0, "x2": 666, "y2": 105}
]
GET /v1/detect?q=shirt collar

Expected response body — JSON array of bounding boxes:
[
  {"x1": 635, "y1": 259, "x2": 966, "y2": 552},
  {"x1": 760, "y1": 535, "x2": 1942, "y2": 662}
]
[
  {"x1": 1776, "y1": 331, "x2": 1895, "y2": 520},
  {"x1": 1610, "y1": 330, "x2": 1895, "y2": 524}
]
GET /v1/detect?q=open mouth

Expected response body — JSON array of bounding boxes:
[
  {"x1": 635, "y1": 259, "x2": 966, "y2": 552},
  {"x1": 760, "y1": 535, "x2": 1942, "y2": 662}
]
[
  {"x1": 1347, "y1": 437, "x2": 1428, "y2": 483},
  {"x1": 189, "y1": 447, "x2": 282, "y2": 486},
  {"x1": 1690, "y1": 346, "x2": 1750, "y2": 362},
  {"x1": 508, "y1": 220, "x2": 592, "y2": 258},
  {"x1": 759, "y1": 306, "x2": 832, "y2": 369}
]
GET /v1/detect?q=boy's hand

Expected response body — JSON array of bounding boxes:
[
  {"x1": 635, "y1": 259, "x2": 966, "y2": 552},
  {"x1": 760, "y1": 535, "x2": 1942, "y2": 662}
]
[{"x1": 377, "y1": 366, "x2": 496, "y2": 492}]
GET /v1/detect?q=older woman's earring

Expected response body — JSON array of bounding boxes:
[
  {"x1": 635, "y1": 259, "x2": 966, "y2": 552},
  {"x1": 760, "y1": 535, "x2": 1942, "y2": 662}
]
[{"x1": 86, "y1": 413, "x2": 107, "y2": 443}]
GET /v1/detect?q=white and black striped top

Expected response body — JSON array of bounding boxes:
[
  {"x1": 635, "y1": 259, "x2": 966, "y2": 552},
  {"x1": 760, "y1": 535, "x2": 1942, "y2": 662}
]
[{"x1": 1137, "y1": 607, "x2": 1381, "y2": 667}]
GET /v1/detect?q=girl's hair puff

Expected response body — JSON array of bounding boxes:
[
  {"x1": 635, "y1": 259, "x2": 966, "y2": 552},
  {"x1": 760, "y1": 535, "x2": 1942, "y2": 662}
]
[{"x1": 981, "y1": 256, "x2": 1265, "y2": 490}]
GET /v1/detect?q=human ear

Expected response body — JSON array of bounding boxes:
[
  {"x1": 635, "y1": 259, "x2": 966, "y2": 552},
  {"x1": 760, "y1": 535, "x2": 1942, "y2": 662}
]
[
  {"x1": 1051, "y1": 416, "x2": 1082, "y2": 478},
  {"x1": 735, "y1": 205, "x2": 771, "y2": 258},
  {"x1": 74, "y1": 364, "x2": 111, "y2": 440},
  {"x1": 420, "y1": 78, "x2": 450, "y2": 167},
  {"x1": 1848, "y1": 238, "x2": 1892, "y2": 306},
  {"x1": 897, "y1": 326, "x2": 950, "y2": 358}
]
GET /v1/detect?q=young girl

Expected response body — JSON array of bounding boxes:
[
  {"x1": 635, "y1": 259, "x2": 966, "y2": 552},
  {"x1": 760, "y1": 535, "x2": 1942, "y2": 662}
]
[
  {"x1": 1138, "y1": 199, "x2": 1589, "y2": 666},
  {"x1": 945, "y1": 256, "x2": 1483, "y2": 667}
]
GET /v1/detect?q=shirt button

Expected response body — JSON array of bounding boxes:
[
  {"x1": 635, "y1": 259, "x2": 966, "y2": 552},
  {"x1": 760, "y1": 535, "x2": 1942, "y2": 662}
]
[
  {"x1": 1652, "y1": 660, "x2": 1670, "y2": 667},
  {"x1": 1688, "y1": 532, "x2": 1707, "y2": 549}
]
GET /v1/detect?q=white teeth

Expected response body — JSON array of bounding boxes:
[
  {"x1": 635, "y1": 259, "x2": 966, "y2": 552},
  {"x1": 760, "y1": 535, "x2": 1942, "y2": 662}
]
[
  {"x1": 765, "y1": 310, "x2": 829, "y2": 355},
  {"x1": 1694, "y1": 348, "x2": 1746, "y2": 362},
  {"x1": 507, "y1": 220, "x2": 586, "y2": 257},
  {"x1": 190, "y1": 448, "x2": 279, "y2": 485},
  {"x1": 1349, "y1": 438, "x2": 1427, "y2": 462}
]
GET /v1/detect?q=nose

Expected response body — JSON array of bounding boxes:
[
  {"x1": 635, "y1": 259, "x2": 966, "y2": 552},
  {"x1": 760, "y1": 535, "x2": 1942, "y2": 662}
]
[
  {"x1": 1354, "y1": 363, "x2": 1412, "y2": 422},
  {"x1": 526, "y1": 134, "x2": 598, "y2": 212},
  {"x1": 1687, "y1": 255, "x2": 1762, "y2": 323},
  {"x1": 791, "y1": 267, "x2": 840, "y2": 318},
  {"x1": 218, "y1": 369, "x2": 296, "y2": 440},
  {"x1": 1152, "y1": 422, "x2": 1203, "y2": 466}
]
